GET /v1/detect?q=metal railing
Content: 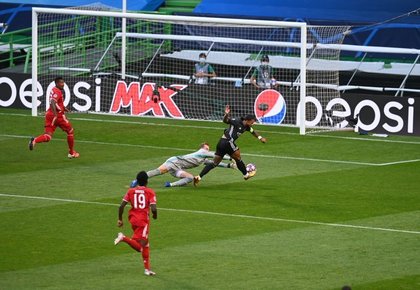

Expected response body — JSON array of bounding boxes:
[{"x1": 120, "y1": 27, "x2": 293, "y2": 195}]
[
  {"x1": 0, "y1": 26, "x2": 32, "y2": 72},
  {"x1": 0, "y1": 13, "x2": 171, "y2": 74}
]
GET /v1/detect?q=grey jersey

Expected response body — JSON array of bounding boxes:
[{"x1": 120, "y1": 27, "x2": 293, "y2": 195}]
[
  {"x1": 165, "y1": 148, "x2": 215, "y2": 170},
  {"x1": 194, "y1": 63, "x2": 214, "y2": 84},
  {"x1": 253, "y1": 65, "x2": 274, "y2": 88}
]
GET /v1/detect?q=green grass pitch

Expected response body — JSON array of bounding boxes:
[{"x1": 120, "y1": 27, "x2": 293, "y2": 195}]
[{"x1": 0, "y1": 108, "x2": 419, "y2": 289}]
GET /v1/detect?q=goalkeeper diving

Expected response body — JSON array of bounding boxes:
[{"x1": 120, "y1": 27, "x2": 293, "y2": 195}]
[{"x1": 130, "y1": 142, "x2": 236, "y2": 188}]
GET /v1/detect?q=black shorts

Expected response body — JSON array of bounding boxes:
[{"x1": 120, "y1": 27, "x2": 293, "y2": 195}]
[{"x1": 215, "y1": 138, "x2": 238, "y2": 157}]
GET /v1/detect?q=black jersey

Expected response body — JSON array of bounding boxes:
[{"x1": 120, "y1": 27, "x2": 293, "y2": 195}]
[{"x1": 223, "y1": 118, "x2": 252, "y2": 141}]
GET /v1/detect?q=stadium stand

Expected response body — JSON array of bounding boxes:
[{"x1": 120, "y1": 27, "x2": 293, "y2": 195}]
[
  {"x1": 0, "y1": 0, "x2": 419, "y2": 93},
  {"x1": 0, "y1": 0, "x2": 166, "y2": 71},
  {"x1": 194, "y1": 0, "x2": 420, "y2": 53},
  {"x1": 0, "y1": 0, "x2": 164, "y2": 34},
  {"x1": 158, "y1": 0, "x2": 201, "y2": 14}
]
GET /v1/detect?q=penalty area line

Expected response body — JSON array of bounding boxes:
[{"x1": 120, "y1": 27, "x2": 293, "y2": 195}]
[
  {"x1": 0, "y1": 134, "x2": 382, "y2": 166},
  {"x1": 376, "y1": 159, "x2": 420, "y2": 166},
  {"x1": 5, "y1": 133, "x2": 418, "y2": 166},
  {"x1": 2, "y1": 112, "x2": 420, "y2": 145},
  {"x1": 0, "y1": 193, "x2": 118, "y2": 207},
  {"x1": 0, "y1": 193, "x2": 419, "y2": 235}
]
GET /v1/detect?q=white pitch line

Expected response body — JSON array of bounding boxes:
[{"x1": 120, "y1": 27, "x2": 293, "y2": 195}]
[
  {"x1": 0, "y1": 112, "x2": 30, "y2": 117},
  {"x1": 376, "y1": 159, "x2": 420, "y2": 166},
  {"x1": 1, "y1": 193, "x2": 419, "y2": 235},
  {"x1": 309, "y1": 133, "x2": 420, "y2": 145},
  {"x1": 0, "y1": 134, "x2": 380, "y2": 166},
  {"x1": 2, "y1": 112, "x2": 420, "y2": 145},
  {"x1": 73, "y1": 117, "x2": 227, "y2": 132},
  {"x1": 52, "y1": 116, "x2": 420, "y2": 145},
  {"x1": 2, "y1": 134, "x2": 419, "y2": 166},
  {"x1": 1, "y1": 134, "x2": 193, "y2": 153},
  {"x1": 0, "y1": 193, "x2": 117, "y2": 207},
  {"x1": 244, "y1": 152, "x2": 378, "y2": 166},
  {"x1": 164, "y1": 208, "x2": 420, "y2": 235}
]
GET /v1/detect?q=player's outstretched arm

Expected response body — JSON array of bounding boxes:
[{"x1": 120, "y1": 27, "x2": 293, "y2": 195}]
[
  {"x1": 249, "y1": 126, "x2": 267, "y2": 143},
  {"x1": 252, "y1": 131, "x2": 267, "y2": 143}
]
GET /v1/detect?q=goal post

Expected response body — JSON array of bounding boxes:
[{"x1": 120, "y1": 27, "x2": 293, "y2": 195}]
[{"x1": 31, "y1": 7, "x2": 350, "y2": 135}]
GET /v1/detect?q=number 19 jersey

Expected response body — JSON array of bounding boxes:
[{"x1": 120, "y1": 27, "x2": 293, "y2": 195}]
[{"x1": 123, "y1": 186, "x2": 157, "y2": 226}]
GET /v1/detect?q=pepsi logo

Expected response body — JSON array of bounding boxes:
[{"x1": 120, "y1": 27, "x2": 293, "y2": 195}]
[{"x1": 254, "y1": 89, "x2": 286, "y2": 125}]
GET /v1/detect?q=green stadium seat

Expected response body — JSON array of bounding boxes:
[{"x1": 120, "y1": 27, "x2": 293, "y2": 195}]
[
  {"x1": 164, "y1": 0, "x2": 201, "y2": 8},
  {"x1": 157, "y1": 0, "x2": 201, "y2": 15},
  {"x1": 158, "y1": 7, "x2": 195, "y2": 14}
]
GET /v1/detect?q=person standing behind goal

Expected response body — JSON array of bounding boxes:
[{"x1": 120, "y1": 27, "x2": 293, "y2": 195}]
[
  {"x1": 28, "y1": 77, "x2": 79, "y2": 159},
  {"x1": 194, "y1": 105, "x2": 267, "y2": 186},
  {"x1": 250, "y1": 55, "x2": 278, "y2": 89},
  {"x1": 194, "y1": 53, "x2": 216, "y2": 85}
]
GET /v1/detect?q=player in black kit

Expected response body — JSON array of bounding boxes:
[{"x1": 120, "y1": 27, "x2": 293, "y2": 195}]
[{"x1": 194, "y1": 105, "x2": 267, "y2": 186}]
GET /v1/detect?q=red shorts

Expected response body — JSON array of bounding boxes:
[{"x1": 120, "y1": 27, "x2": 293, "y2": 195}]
[
  {"x1": 131, "y1": 222, "x2": 150, "y2": 242},
  {"x1": 44, "y1": 112, "x2": 73, "y2": 134}
]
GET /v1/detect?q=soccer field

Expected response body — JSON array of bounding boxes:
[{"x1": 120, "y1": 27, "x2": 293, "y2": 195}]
[{"x1": 0, "y1": 108, "x2": 419, "y2": 290}]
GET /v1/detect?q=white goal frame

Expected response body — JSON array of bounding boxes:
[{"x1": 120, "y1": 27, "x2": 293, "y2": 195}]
[{"x1": 31, "y1": 7, "x2": 308, "y2": 134}]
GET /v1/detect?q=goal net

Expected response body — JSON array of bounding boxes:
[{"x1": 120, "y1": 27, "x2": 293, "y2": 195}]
[{"x1": 32, "y1": 7, "x2": 349, "y2": 134}]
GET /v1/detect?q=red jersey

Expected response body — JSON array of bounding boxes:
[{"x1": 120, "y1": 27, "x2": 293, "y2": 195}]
[
  {"x1": 123, "y1": 186, "x2": 156, "y2": 226},
  {"x1": 47, "y1": 86, "x2": 65, "y2": 115}
]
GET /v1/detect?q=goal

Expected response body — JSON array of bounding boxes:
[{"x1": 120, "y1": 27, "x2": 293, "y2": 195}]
[{"x1": 31, "y1": 7, "x2": 348, "y2": 134}]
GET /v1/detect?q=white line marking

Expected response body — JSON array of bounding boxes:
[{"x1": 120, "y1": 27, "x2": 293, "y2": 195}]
[
  {"x1": 1, "y1": 193, "x2": 419, "y2": 235},
  {"x1": 2, "y1": 134, "x2": 193, "y2": 152},
  {"x1": 0, "y1": 112, "x2": 30, "y2": 117},
  {"x1": 378, "y1": 159, "x2": 420, "y2": 166},
  {"x1": 0, "y1": 193, "x2": 116, "y2": 207},
  {"x1": 243, "y1": 152, "x2": 379, "y2": 166},
  {"x1": 307, "y1": 133, "x2": 420, "y2": 145},
  {"x1": 1, "y1": 134, "x2": 381, "y2": 166},
  {"x1": 2, "y1": 112, "x2": 420, "y2": 145},
  {"x1": 74, "y1": 117, "x2": 227, "y2": 132},
  {"x1": 165, "y1": 207, "x2": 420, "y2": 235},
  {"x1": 3, "y1": 134, "x2": 420, "y2": 166},
  {"x1": 55, "y1": 117, "x2": 420, "y2": 145}
]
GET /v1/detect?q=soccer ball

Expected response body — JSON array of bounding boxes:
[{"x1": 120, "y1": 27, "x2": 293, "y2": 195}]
[{"x1": 246, "y1": 163, "x2": 256, "y2": 173}]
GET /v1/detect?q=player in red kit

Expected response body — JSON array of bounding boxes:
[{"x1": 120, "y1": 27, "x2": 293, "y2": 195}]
[
  {"x1": 114, "y1": 171, "x2": 158, "y2": 276},
  {"x1": 28, "y1": 77, "x2": 79, "y2": 159}
]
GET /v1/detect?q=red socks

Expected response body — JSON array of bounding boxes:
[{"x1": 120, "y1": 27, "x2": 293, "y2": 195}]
[
  {"x1": 67, "y1": 134, "x2": 74, "y2": 154},
  {"x1": 34, "y1": 134, "x2": 51, "y2": 144},
  {"x1": 142, "y1": 246, "x2": 150, "y2": 270},
  {"x1": 122, "y1": 237, "x2": 142, "y2": 252},
  {"x1": 34, "y1": 133, "x2": 75, "y2": 154},
  {"x1": 121, "y1": 237, "x2": 151, "y2": 270}
]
